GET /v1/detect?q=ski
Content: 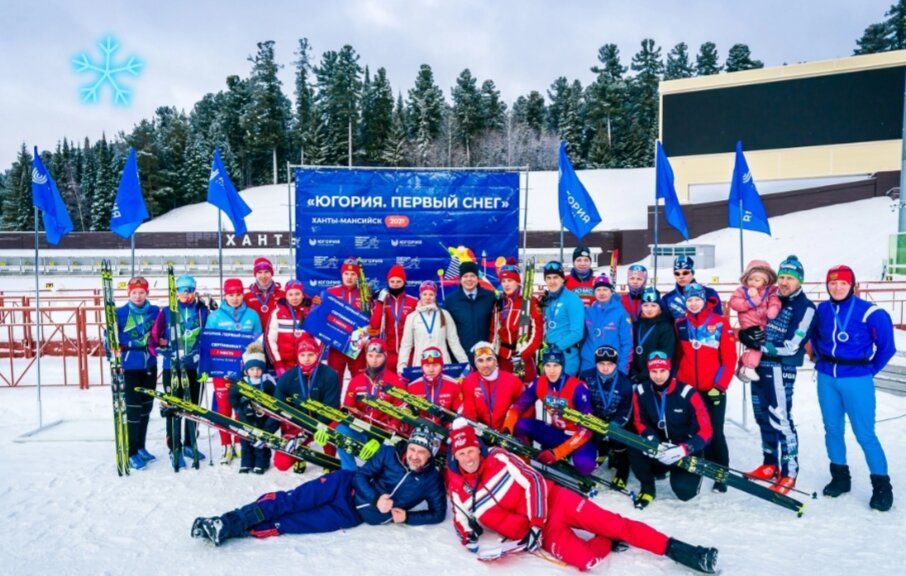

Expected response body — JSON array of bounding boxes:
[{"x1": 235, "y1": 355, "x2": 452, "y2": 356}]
[
  {"x1": 296, "y1": 398, "x2": 394, "y2": 443},
  {"x1": 379, "y1": 384, "x2": 618, "y2": 494},
  {"x1": 366, "y1": 389, "x2": 604, "y2": 496},
  {"x1": 101, "y1": 259, "x2": 130, "y2": 476},
  {"x1": 477, "y1": 540, "x2": 527, "y2": 562},
  {"x1": 137, "y1": 388, "x2": 341, "y2": 471},
  {"x1": 165, "y1": 263, "x2": 188, "y2": 472},
  {"x1": 236, "y1": 381, "x2": 398, "y2": 458},
  {"x1": 517, "y1": 257, "x2": 535, "y2": 346},
  {"x1": 554, "y1": 406, "x2": 807, "y2": 516}
]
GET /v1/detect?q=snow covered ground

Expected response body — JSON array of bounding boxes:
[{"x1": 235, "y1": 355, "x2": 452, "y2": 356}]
[{"x1": 1, "y1": 363, "x2": 904, "y2": 576}]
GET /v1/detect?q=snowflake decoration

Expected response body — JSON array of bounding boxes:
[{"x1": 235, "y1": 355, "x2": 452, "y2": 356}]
[{"x1": 72, "y1": 36, "x2": 143, "y2": 105}]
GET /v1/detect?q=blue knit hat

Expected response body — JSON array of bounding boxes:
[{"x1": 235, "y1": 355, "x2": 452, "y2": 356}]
[
  {"x1": 176, "y1": 275, "x2": 196, "y2": 292},
  {"x1": 641, "y1": 286, "x2": 661, "y2": 304},
  {"x1": 778, "y1": 255, "x2": 804, "y2": 282},
  {"x1": 684, "y1": 282, "x2": 706, "y2": 302},
  {"x1": 674, "y1": 255, "x2": 695, "y2": 271},
  {"x1": 540, "y1": 347, "x2": 565, "y2": 366}
]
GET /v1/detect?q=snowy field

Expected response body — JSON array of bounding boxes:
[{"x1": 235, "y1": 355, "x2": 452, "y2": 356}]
[{"x1": 1, "y1": 363, "x2": 905, "y2": 576}]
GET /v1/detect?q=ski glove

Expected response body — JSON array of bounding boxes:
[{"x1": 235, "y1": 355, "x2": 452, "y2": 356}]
[
  {"x1": 737, "y1": 326, "x2": 766, "y2": 350},
  {"x1": 520, "y1": 526, "x2": 543, "y2": 552},
  {"x1": 359, "y1": 439, "x2": 381, "y2": 460},
  {"x1": 707, "y1": 387, "x2": 722, "y2": 406},
  {"x1": 655, "y1": 443, "x2": 688, "y2": 465},
  {"x1": 377, "y1": 289, "x2": 389, "y2": 304},
  {"x1": 313, "y1": 428, "x2": 330, "y2": 446},
  {"x1": 536, "y1": 449, "x2": 558, "y2": 465}
]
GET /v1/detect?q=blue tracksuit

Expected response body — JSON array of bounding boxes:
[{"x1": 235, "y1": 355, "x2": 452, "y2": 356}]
[
  {"x1": 753, "y1": 287, "x2": 815, "y2": 477},
  {"x1": 812, "y1": 294, "x2": 895, "y2": 475},
  {"x1": 580, "y1": 367, "x2": 633, "y2": 427},
  {"x1": 579, "y1": 298, "x2": 633, "y2": 374},
  {"x1": 542, "y1": 286, "x2": 585, "y2": 375}
]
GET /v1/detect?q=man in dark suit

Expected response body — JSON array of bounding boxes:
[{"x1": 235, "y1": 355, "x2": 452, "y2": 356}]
[{"x1": 442, "y1": 261, "x2": 497, "y2": 365}]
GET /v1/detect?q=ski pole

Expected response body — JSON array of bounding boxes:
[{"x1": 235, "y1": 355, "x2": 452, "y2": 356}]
[{"x1": 437, "y1": 268, "x2": 445, "y2": 301}]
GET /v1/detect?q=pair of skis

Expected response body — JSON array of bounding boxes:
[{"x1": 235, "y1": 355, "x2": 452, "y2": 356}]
[
  {"x1": 101, "y1": 260, "x2": 130, "y2": 476},
  {"x1": 165, "y1": 264, "x2": 200, "y2": 471}
]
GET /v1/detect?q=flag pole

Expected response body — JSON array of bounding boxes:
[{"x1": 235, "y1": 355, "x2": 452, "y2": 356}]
[
  {"x1": 559, "y1": 225, "x2": 564, "y2": 263},
  {"x1": 34, "y1": 207, "x2": 43, "y2": 428},
  {"x1": 130, "y1": 234, "x2": 136, "y2": 276},
  {"x1": 653, "y1": 198, "x2": 660, "y2": 289},
  {"x1": 738, "y1": 195, "x2": 745, "y2": 275},
  {"x1": 218, "y1": 211, "x2": 224, "y2": 295}
]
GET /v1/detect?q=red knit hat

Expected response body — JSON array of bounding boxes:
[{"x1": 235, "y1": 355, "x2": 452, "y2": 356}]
[
  {"x1": 296, "y1": 333, "x2": 320, "y2": 355},
  {"x1": 127, "y1": 276, "x2": 149, "y2": 293},
  {"x1": 498, "y1": 265, "x2": 520, "y2": 283},
  {"x1": 366, "y1": 338, "x2": 387, "y2": 355},
  {"x1": 420, "y1": 346, "x2": 444, "y2": 366},
  {"x1": 450, "y1": 418, "x2": 480, "y2": 455},
  {"x1": 223, "y1": 278, "x2": 244, "y2": 295},
  {"x1": 284, "y1": 279, "x2": 304, "y2": 294},
  {"x1": 254, "y1": 257, "x2": 274, "y2": 274},
  {"x1": 826, "y1": 265, "x2": 855, "y2": 286},
  {"x1": 341, "y1": 258, "x2": 360, "y2": 275},
  {"x1": 646, "y1": 351, "x2": 672, "y2": 372},
  {"x1": 387, "y1": 264, "x2": 406, "y2": 282}
]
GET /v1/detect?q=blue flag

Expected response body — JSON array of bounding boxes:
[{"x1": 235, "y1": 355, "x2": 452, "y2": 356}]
[
  {"x1": 655, "y1": 141, "x2": 689, "y2": 240},
  {"x1": 31, "y1": 147, "x2": 74, "y2": 245},
  {"x1": 728, "y1": 141, "x2": 771, "y2": 235},
  {"x1": 558, "y1": 141, "x2": 601, "y2": 240},
  {"x1": 110, "y1": 148, "x2": 149, "y2": 239},
  {"x1": 207, "y1": 148, "x2": 251, "y2": 237}
]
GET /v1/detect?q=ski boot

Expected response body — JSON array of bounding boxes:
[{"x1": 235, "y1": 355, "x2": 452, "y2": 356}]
[
  {"x1": 128, "y1": 454, "x2": 147, "y2": 470},
  {"x1": 220, "y1": 444, "x2": 236, "y2": 465},
  {"x1": 293, "y1": 460, "x2": 307, "y2": 474},
  {"x1": 823, "y1": 463, "x2": 851, "y2": 497},
  {"x1": 193, "y1": 517, "x2": 228, "y2": 546},
  {"x1": 869, "y1": 474, "x2": 893, "y2": 512},
  {"x1": 634, "y1": 486, "x2": 655, "y2": 510},
  {"x1": 771, "y1": 477, "x2": 796, "y2": 495},
  {"x1": 712, "y1": 481, "x2": 727, "y2": 493},
  {"x1": 137, "y1": 448, "x2": 156, "y2": 462},
  {"x1": 744, "y1": 464, "x2": 777, "y2": 481},
  {"x1": 183, "y1": 446, "x2": 206, "y2": 461},
  {"x1": 665, "y1": 538, "x2": 719, "y2": 574}
]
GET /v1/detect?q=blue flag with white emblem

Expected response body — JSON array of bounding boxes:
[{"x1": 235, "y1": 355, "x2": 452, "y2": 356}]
[
  {"x1": 31, "y1": 147, "x2": 74, "y2": 245},
  {"x1": 207, "y1": 148, "x2": 251, "y2": 237},
  {"x1": 110, "y1": 147, "x2": 149, "y2": 239},
  {"x1": 728, "y1": 141, "x2": 771, "y2": 235},
  {"x1": 655, "y1": 141, "x2": 689, "y2": 240},
  {"x1": 558, "y1": 141, "x2": 601, "y2": 240}
]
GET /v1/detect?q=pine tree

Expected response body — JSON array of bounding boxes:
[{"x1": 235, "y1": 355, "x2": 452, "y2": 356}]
[
  {"x1": 587, "y1": 43, "x2": 629, "y2": 167},
  {"x1": 628, "y1": 38, "x2": 663, "y2": 166},
  {"x1": 451, "y1": 68, "x2": 483, "y2": 165},
  {"x1": 222, "y1": 75, "x2": 250, "y2": 185},
  {"x1": 887, "y1": 0, "x2": 906, "y2": 49},
  {"x1": 406, "y1": 64, "x2": 445, "y2": 166},
  {"x1": 695, "y1": 42, "x2": 722, "y2": 76},
  {"x1": 314, "y1": 45, "x2": 363, "y2": 166},
  {"x1": 359, "y1": 66, "x2": 394, "y2": 165},
  {"x1": 240, "y1": 40, "x2": 291, "y2": 184},
  {"x1": 0, "y1": 144, "x2": 33, "y2": 231},
  {"x1": 546, "y1": 76, "x2": 571, "y2": 132},
  {"x1": 725, "y1": 43, "x2": 764, "y2": 72},
  {"x1": 292, "y1": 37, "x2": 316, "y2": 162},
  {"x1": 480, "y1": 79, "x2": 506, "y2": 131},
  {"x1": 558, "y1": 80, "x2": 586, "y2": 164},
  {"x1": 665, "y1": 42, "x2": 694, "y2": 80},
  {"x1": 180, "y1": 134, "x2": 210, "y2": 204},
  {"x1": 854, "y1": 22, "x2": 891, "y2": 54},
  {"x1": 89, "y1": 135, "x2": 118, "y2": 231},
  {"x1": 381, "y1": 94, "x2": 409, "y2": 167}
]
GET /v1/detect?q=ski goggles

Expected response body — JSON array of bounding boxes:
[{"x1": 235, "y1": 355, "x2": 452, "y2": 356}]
[
  {"x1": 499, "y1": 264, "x2": 520, "y2": 275},
  {"x1": 177, "y1": 287, "x2": 195, "y2": 294},
  {"x1": 648, "y1": 351, "x2": 669, "y2": 361},
  {"x1": 366, "y1": 341, "x2": 386, "y2": 355},
  {"x1": 421, "y1": 348, "x2": 443, "y2": 360},
  {"x1": 543, "y1": 261, "x2": 564, "y2": 275},
  {"x1": 641, "y1": 290, "x2": 660, "y2": 303},
  {"x1": 594, "y1": 346, "x2": 619, "y2": 364}
]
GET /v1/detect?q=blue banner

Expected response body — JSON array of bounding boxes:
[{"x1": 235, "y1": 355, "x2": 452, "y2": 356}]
[
  {"x1": 199, "y1": 329, "x2": 259, "y2": 378},
  {"x1": 295, "y1": 169, "x2": 519, "y2": 294},
  {"x1": 302, "y1": 293, "x2": 372, "y2": 359}
]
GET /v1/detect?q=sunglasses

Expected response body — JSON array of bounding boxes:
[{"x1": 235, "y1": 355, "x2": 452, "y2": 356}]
[
  {"x1": 673, "y1": 270, "x2": 692, "y2": 277},
  {"x1": 421, "y1": 348, "x2": 443, "y2": 360},
  {"x1": 648, "y1": 351, "x2": 669, "y2": 361},
  {"x1": 177, "y1": 287, "x2": 195, "y2": 294}
]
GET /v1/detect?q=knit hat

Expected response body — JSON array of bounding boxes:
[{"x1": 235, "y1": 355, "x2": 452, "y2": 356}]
[
  {"x1": 627, "y1": 264, "x2": 648, "y2": 278},
  {"x1": 647, "y1": 351, "x2": 671, "y2": 372},
  {"x1": 641, "y1": 286, "x2": 661, "y2": 304},
  {"x1": 223, "y1": 278, "x2": 244, "y2": 295},
  {"x1": 543, "y1": 261, "x2": 565, "y2": 278},
  {"x1": 365, "y1": 338, "x2": 387, "y2": 356},
  {"x1": 674, "y1": 255, "x2": 695, "y2": 271},
  {"x1": 826, "y1": 264, "x2": 855, "y2": 286},
  {"x1": 295, "y1": 333, "x2": 320, "y2": 355},
  {"x1": 594, "y1": 345, "x2": 619, "y2": 364},
  {"x1": 498, "y1": 264, "x2": 521, "y2": 283},
  {"x1": 419, "y1": 280, "x2": 437, "y2": 294},
  {"x1": 242, "y1": 342, "x2": 267, "y2": 373},
  {"x1": 450, "y1": 418, "x2": 481, "y2": 455},
  {"x1": 741, "y1": 259, "x2": 777, "y2": 286},
  {"x1": 387, "y1": 264, "x2": 406, "y2": 282},
  {"x1": 128, "y1": 276, "x2": 149, "y2": 293},
  {"x1": 593, "y1": 274, "x2": 614, "y2": 291},
  {"x1": 407, "y1": 425, "x2": 441, "y2": 457},
  {"x1": 572, "y1": 245, "x2": 592, "y2": 262},
  {"x1": 778, "y1": 255, "x2": 804, "y2": 283},
  {"x1": 253, "y1": 257, "x2": 274, "y2": 274},
  {"x1": 540, "y1": 347, "x2": 565, "y2": 366},
  {"x1": 175, "y1": 275, "x2": 196, "y2": 292},
  {"x1": 284, "y1": 279, "x2": 304, "y2": 294},
  {"x1": 471, "y1": 341, "x2": 495, "y2": 360},
  {"x1": 341, "y1": 258, "x2": 360, "y2": 275},
  {"x1": 684, "y1": 282, "x2": 706, "y2": 302},
  {"x1": 459, "y1": 261, "x2": 480, "y2": 278},
  {"x1": 420, "y1": 346, "x2": 444, "y2": 366}
]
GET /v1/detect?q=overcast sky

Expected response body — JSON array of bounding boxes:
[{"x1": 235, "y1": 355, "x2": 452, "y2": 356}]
[{"x1": 0, "y1": 0, "x2": 895, "y2": 169}]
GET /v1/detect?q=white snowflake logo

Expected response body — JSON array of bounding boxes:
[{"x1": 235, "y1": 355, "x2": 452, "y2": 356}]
[{"x1": 72, "y1": 36, "x2": 143, "y2": 105}]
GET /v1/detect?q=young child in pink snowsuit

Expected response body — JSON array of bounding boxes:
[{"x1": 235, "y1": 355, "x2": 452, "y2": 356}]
[{"x1": 728, "y1": 260, "x2": 781, "y2": 383}]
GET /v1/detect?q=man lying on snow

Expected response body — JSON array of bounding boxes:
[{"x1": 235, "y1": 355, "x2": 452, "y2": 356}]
[
  {"x1": 191, "y1": 426, "x2": 446, "y2": 546},
  {"x1": 445, "y1": 419, "x2": 719, "y2": 573}
]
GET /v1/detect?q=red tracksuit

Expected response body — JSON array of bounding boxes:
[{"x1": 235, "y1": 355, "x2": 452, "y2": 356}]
[
  {"x1": 369, "y1": 292, "x2": 418, "y2": 374},
  {"x1": 496, "y1": 292, "x2": 543, "y2": 382},
  {"x1": 245, "y1": 281, "x2": 285, "y2": 332},
  {"x1": 406, "y1": 374, "x2": 462, "y2": 426},
  {"x1": 448, "y1": 446, "x2": 669, "y2": 571},
  {"x1": 461, "y1": 370, "x2": 526, "y2": 432},
  {"x1": 265, "y1": 298, "x2": 313, "y2": 376},
  {"x1": 343, "y1": 368, "x2": 407, "y2": 433}
]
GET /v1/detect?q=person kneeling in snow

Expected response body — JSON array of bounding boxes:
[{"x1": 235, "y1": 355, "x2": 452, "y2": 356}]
[
  {"x1": 446, "y1": 419, "x2": 719, "y2": 573},
  {"x1": 191, "y1": 426, "x2": 446, "y2": 546}
]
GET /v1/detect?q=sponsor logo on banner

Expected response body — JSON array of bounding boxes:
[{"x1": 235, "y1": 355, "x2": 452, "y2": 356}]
[
  {"x1": 308, "y1": 238, "x2": 342, "y2": 247},
  {"x1": 314, "y1": 256, "x2": 339, "y2": 269},
  {"x1": 390, "y1": 238, "x2": 422, "y2": 248},
  {"x1": 397, "y1": 256, "x2": 421, "y2": 270},
  {"x1": 354, "y1": 236, "x2": 381, "y2": 249}
]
